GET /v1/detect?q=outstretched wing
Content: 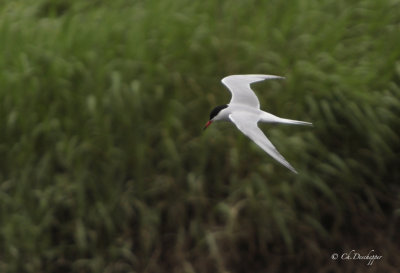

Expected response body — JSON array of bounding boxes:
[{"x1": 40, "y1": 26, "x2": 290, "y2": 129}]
[
  {"x1": 221, "y1": 74, "x2": 284, "y2": 108},
  {"x1": 229, "y1": 112, "x2": 298, "y2": 173}
]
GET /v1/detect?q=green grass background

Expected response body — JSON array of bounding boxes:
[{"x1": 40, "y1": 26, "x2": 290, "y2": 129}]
[{"x1": 0, "y1": 0, "x2": 399, "y2": 272}]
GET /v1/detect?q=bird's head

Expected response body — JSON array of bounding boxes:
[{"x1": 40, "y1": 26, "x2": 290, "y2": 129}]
[{"x1": 203, "y1": 104, "x2": 228, "y2": 130}]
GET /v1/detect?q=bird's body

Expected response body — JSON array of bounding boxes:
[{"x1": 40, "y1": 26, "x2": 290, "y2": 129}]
[{"x1": 204, "y1": 74, "x2": 312, "y2": 174}]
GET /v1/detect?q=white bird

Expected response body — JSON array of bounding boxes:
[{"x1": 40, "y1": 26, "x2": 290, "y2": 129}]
[{"x1": 204, "y1": 74, "x2": 312, "y2": 174}]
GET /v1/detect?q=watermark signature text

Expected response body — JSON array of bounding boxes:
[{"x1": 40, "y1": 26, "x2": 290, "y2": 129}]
[{"x1": 331, "y1": 249, "x2": 382, "y2": 266}]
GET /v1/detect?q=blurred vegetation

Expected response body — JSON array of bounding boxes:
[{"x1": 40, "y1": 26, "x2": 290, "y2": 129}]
[{"x1": 0, "y1": 0, "x2": 399, "y2": 272}]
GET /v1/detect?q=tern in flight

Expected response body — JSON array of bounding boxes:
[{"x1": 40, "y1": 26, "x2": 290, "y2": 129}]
[{"x1": 204, "y1": 74, "x2": 312, "y2": 173}]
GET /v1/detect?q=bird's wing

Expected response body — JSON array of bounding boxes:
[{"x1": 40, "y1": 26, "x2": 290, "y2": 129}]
[
  {"x1": 229, "y1": 112, "x2": 298, "y2": 173},
  {"x1": 221, "y1": 74, "x2": 284, "y2": 108}
]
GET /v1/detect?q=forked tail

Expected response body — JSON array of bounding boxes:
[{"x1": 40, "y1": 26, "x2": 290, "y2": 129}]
[
  {"x1": 261, "y1": 111, "x2": 313, "y2": 126},
  {"x1": 277, "y1": 118, "x2": 313, "y2": 126}
]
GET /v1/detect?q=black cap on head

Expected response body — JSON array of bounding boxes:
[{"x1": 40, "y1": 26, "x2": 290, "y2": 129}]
[{"x1": 209, "y1": 104, "x2": 228, "y2": 120}]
